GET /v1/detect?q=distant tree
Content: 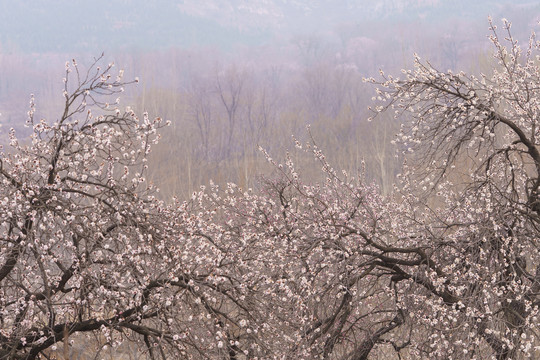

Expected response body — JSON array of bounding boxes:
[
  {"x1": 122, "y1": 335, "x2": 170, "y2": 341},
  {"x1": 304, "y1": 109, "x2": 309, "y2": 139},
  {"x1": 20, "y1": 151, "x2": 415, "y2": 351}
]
[{"x1": 215, "y1": 65, "x2": 245, "y2": 158}]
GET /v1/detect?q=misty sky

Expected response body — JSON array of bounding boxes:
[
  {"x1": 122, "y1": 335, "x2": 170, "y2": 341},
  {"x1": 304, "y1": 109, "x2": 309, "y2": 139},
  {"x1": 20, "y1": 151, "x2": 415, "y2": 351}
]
[{"x1": 1, "y1": 0, "x2": 538, "y2": 56}]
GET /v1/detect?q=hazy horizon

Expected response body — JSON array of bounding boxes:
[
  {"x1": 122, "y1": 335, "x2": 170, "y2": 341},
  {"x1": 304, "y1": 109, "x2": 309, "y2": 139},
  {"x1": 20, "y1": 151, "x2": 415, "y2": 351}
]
[{"x1": 1, "y1": 1, "x2": 537, "y2": 55}]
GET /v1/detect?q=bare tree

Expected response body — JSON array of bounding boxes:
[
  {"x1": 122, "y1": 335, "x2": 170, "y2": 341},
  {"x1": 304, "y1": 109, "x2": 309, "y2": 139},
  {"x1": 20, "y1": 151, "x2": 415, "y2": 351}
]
[
  {"x1": 216, "y1": 65, "x2": 245, "y2": 158},
  {"x1": 188, "y1": 76, "x2": 215, "y2": 161}
]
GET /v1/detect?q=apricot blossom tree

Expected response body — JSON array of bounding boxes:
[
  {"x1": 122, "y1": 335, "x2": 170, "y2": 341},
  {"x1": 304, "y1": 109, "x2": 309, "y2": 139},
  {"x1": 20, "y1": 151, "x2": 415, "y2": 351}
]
[
  {"x1": 0, "y1": 57, "x2": 177, "y2": 358},
  {"x1": 191, "y1": 18, "x2": 540, "y2": 359},
  {"x1": 0, "y1": 57, "x2": 257, "y2": 359},
  {"x1": 362, "y1": 18, "x2": 540, "y2": 358}
]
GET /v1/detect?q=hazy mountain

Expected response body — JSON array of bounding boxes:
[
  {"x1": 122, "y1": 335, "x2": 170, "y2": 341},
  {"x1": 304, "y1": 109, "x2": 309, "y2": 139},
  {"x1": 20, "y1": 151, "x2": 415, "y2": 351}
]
[{"x1": 0, "y1": 0, "x2": 537, "y2": 54}]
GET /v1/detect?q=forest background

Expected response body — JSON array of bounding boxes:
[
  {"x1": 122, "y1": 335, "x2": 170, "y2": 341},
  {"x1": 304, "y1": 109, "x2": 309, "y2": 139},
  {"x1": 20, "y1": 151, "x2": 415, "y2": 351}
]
[{"x1": 0, "y1": 0, "x2": 539, "y2": 197}]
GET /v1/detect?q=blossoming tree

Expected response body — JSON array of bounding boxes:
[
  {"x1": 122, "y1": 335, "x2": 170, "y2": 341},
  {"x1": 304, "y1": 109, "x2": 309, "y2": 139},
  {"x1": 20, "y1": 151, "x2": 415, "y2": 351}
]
[
  {"x1": 0, "y1": 57, "x2": 177, "y2": 358},
  {"x1": 194, "y1": 18, "x2": 540, "y2": 359},
  {"x1": 365, "y1": 19, "x2": 540, "y2": 358}
]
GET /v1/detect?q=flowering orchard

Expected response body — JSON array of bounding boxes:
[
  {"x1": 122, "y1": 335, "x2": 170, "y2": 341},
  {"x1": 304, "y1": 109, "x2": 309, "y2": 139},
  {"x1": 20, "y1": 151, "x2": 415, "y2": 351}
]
[{"x1": 1, "y1": 20, "x2": 540, "y2": 359}]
